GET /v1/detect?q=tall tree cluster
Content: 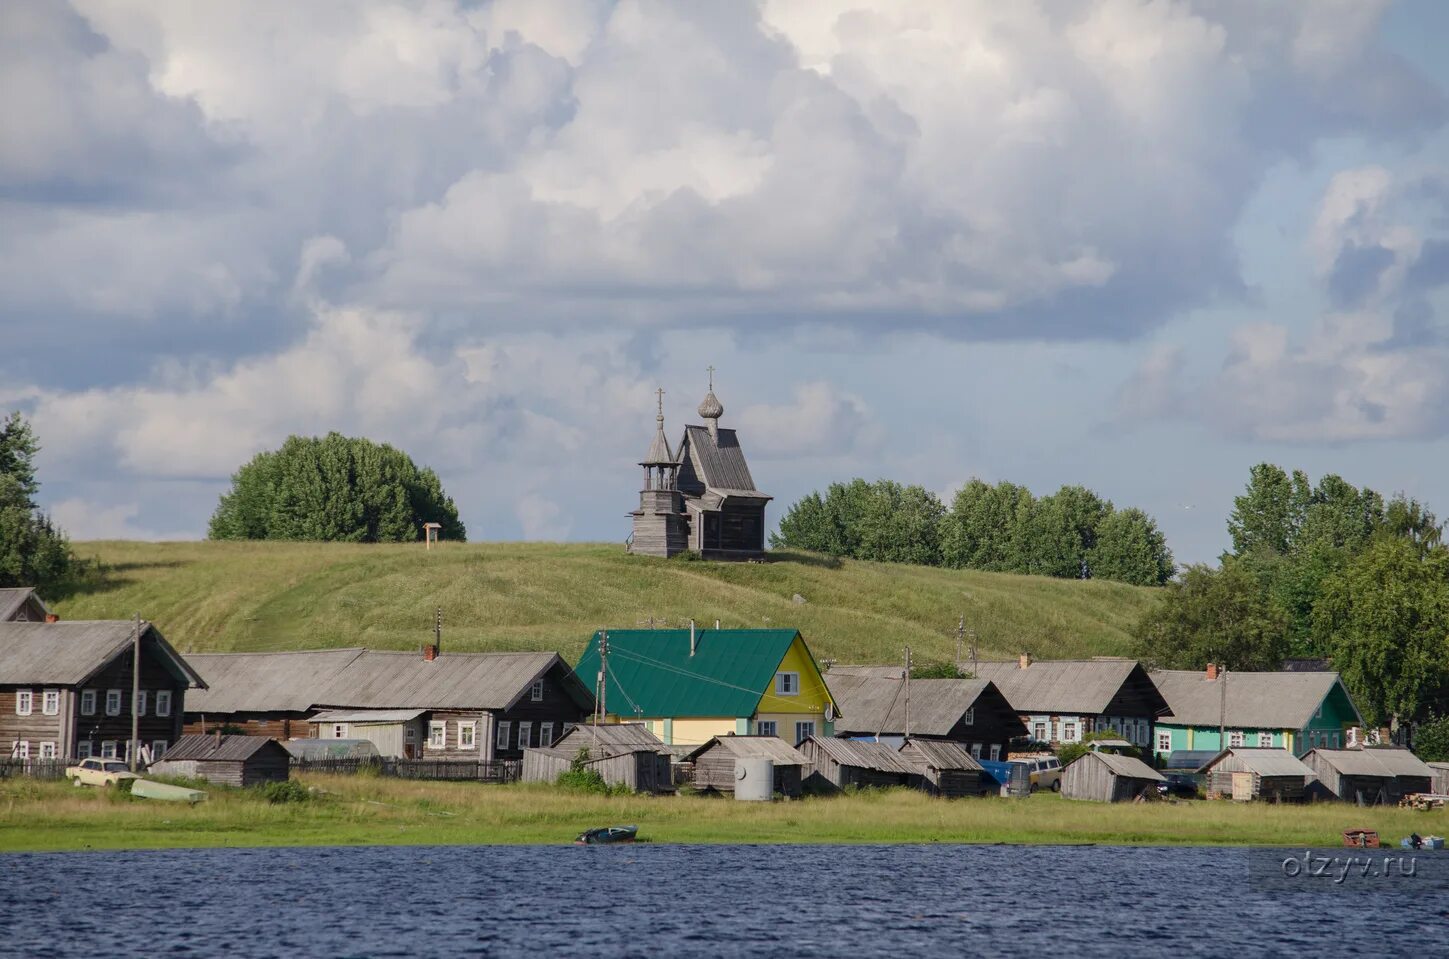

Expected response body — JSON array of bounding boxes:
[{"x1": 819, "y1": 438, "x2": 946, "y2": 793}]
[
  {"x1": 0, "y1": 412, "x2": 72, "y2": 588},
  {"x1": 1136, "y1": 463, "x2": 1449, "y2": 726},
  {"x1": 771, "y1": 477, "x2": 1173, "y2": 586},
  {"x1": 209, "y1": 433, "x2": 466, "y2": 543}
]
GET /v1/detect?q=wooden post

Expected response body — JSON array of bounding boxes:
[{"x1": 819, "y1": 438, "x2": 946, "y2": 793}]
[
  {"x1": 130, "y1": 612, "x2": 141, "y2": 772},
  {"x1": 1219, "y1": 665, "x2": 1228, "y2": 751},
  {"x1": 904, "y1": 646, "x2": 912, "y2": 739}
]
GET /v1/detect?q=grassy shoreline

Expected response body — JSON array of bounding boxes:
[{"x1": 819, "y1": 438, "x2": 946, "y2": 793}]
[{"x1": 3, "y1": 776, "x2": 1442, "y2": 853}]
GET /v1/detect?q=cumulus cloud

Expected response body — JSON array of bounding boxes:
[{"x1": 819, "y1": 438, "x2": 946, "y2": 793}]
[{"x1": 734, "y1": 381, "x2": 879, "y2": 458}]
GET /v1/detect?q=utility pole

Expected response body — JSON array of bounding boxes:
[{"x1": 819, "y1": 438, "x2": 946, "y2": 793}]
[
  {"x1": 955, "y1": 615, "x2": 964, "y2": 665},
  {"x1": 904, "y1": 646, "x2": 912, "y2": 740},
  {"x1": 434, "y1": 606, "x2": 442, "y2": 651},
  {"x1": 969, "y1": 629, "x2": 978, "y2": 678},
  {"x1": 129, "y1": 612, "x2": 141, "y2": 772},
  {"x1": 1218, "y1": 664, "x2": 1228, "y2": 751},
  {"x1": 594, "y1": 630, "x2": 609, "y2": 726}
]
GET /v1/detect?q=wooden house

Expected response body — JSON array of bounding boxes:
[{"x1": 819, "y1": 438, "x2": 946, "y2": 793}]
[
  {"x1": 1197, "y1": 748, "x2": 1312, "y2": 802},
  {"x1": 1300, "y1": 747, "x2": 1436, "y2": 805},
  {"x1": 629, "y1": 378, "x2": 770, "y2": 560},
  {"x1": 826, "y1": 668, "x2": 1026, "y2": 760},
  {"x1": 1, "y1": 620, "x2": 205, "y2": 764},
  {"x1": 148, "y1": 733, "x2": 290, "y2": 787},
  {"x1": 0, "y1": 588, "x2": 50, "y2": 623},
  {"x1": 186, "y1": 648, "x2": 593, "y2": 760},
  {"x1": 970, "y1": 657, "x2": 1168, "y2": 751},
  {"x1": 1430, "y1": 762, "x2": 1449, "y2": 795},
  {"x1": 1150, "y1": 665, "x2": 1362, "y2": 760},
  {"x1": 1060, "y1": 751, "x2": 1165, "y2": 803},
  {"x1": 899, "y1": 738, "x2": 984, "y2": 798},
  {"x1": 797, "y1": 735, "x2": 920, "y2": 792},
  {"x1": 683, "y1": 735, "x2": 809, "y2": 798},
  {"x1": 522, "y1": 723, "x2": 674, "y2": 794},
  {"x1": 573, "y1": 627, "x2": 836, "y2": 747}
]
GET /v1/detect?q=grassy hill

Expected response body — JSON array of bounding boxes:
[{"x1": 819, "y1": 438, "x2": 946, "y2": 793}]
[{"x1": 49, "y1": 541, "x2": 1160, "y2": 665}]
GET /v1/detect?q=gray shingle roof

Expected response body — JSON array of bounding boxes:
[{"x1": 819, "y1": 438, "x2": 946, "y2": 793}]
[
  {"x1": 900, "y1": 738, "x2": 983, "y2": 772},
  {"x1": 1307, "y1": 748, "x2": 1435, "y2": 778},
  {"x1": 828, "y1": 673, "x2": 996, "y2": 737},
  {"x1": 1078, "y1": 751, "x2": 1165, "y2": 782},
  {"x1": 0, "y1": 620, "x2": 204, "y2": 687},
  {"x1": 185, "y1": 649, "x2": 366, "y2": 713},
  {"x1": 308, "y1": 708, "x2": 427, "y2": 724},
  {"x1": 679, "y1": 426, "x2": 768, "y2": 498},
  {"x1": 970, "y1": 660, "x2": 1156, "y2": 715},
  {"x1": 552, "y1": 722, "x2": 668, "y2": 757},
  {"x1": 1151, "y1": 669, "x2": 1361, "y2": 729},
  {"x1": 0, "y1": 588, "x2": 45, "y2": 621},
  {"x1": 154, "y1": 733, "x2": 287, "y2": 763},
  {"x1": 802, "y1": 736, "x2": 919, "y2": 775},
  {"x1": 683, "y1": 735, "x2": 809, "y2": 765},
  {"x1": 1199, "y1": 747, "x2": 1314, "y2": 777}
]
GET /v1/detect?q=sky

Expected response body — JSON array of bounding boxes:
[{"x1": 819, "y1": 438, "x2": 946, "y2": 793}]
[{"x1": 3, "y1": 0, "x2": 1448, "y2": 565}]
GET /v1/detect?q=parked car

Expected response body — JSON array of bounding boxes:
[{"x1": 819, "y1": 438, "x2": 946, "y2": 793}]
[
  {"x1": 65, "y1": 757, "x2": 139, "y2": 788},
  {"x1": 1157, "y1": 773, "x2": 1199, "y2": 799},
  {"x1": 1011, "y1": 756, "x2": 1062, "y2": 793}
]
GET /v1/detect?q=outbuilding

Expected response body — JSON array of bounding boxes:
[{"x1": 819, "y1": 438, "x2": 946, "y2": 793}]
[
  {"x1": 148, "y1": 733, "x2": 290, "y2": 787},
  {"x1": 1197, "y1": 748, "x2": 1312, "y2": 802},
  {"x1": 797, "y1": 736, "x2": 920, "y2": 792},
  {"x1": 1300, "y1": 747, "x2": 1436, "y2": 805},
  {"x1": 684, "y1": 735, "x2": 808, "y2": 798},
  {"x1": 899, "y1": 738, "x2": 983, "y2": 798},
  {"x1": 522, "y1": 723, "x2": 674, "y2": 794},
  {"x1": 1060, "y1": 751, "x2": 1165, "y2": 803},
  {"x1": 1430, "y1": 762, "x2": 1449, "y2": 795}
]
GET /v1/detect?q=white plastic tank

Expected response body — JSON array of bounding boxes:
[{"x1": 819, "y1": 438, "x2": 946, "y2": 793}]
[{"x1": 734, "y1": 757, "x2": 774, "y2": 801}]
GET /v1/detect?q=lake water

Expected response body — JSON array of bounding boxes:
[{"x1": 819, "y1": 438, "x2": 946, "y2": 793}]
[{"x1": 3, "y1": 844, "x2": 1446, "y2": 957}]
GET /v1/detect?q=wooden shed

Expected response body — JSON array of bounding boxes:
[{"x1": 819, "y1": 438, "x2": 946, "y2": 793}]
[
  {"x1": 521, "y1": 723, "x2": 673, "y2": 794},
  {"x1": 683, "y1": 735, "x2": 808, "y2": 797},
  {"x1": 1430, "y1": 762, "x2": 1449, "y2": 795},
  {"x1": 899, "y1": 738, "x2": 984, "y2": 798},
  {"x1": 797, "y1": 736, "x2": 920, "y2": 792},
  {"x1": 1300, "y1": 747, "x2": 1436, "y2": 805},
  {"x1": 1198, "y1": 748, "x2": 1311, "y2": 802},
  {"x1": 1060, "y1": 751, "x2": 1165, "y2": 803},
  {"x1": 148, "y1": 733, "x2": 290, "y2": 787}
]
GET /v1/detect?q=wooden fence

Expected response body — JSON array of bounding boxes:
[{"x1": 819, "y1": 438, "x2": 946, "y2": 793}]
[
  {"x1": 289, "y1": 757, "x2": 521, "y2": 783},
  {"x1": 0, "y1": 759, "x2": 68, "y2": 781}
]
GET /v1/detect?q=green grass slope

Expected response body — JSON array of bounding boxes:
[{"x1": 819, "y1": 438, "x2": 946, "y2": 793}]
[{"x1": 51, "y1": 541, "x2": 1159, "y2": 664}]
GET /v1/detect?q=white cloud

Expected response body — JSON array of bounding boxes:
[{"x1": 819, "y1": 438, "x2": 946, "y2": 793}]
[
  {"x1": 735, "y1": 381, "x2": 879, "y2": 458},
  {"x1": 49, "y1": 499, "x2": 194, "y2": 541},
  {"x1": 515, "y1": 492, "x2": 572, "y2": 541}
]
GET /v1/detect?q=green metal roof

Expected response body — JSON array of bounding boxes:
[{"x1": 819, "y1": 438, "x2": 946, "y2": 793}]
[{"x1": 573, "y1": 629, "x2": 804, "y2": 718}]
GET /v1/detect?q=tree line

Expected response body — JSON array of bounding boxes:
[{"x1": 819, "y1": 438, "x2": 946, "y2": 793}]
[
  {"x1": 1134, "y1": 464, "x2": 1449, "y2": 728},
  {"x1": 771, "y1": 477, "x2": 1174, "y2": 586},
  {"x1": 0, "y1": 412, "x2": 71, "y2": 588}
]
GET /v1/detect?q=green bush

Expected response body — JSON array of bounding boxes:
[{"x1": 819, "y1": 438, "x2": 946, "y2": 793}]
[
  {"x1": 556, "y1": 749, "x2": 617, "y2": 795},
  {"x1": 256, "y1": 779, "x2": 310, "y2": 804},
  {"x1": 1414, "y1": 714, "x2": 1449, "y2": 762}
]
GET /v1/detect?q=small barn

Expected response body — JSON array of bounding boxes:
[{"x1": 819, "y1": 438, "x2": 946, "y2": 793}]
[
  {"x1": 1300, "y1": 747, "x2": 1436, "y2": 805},
  {"x1": 899, "y1": 738, "x2": 984, "y2": 798},
  {"x1": 797, "y1": 736, "x2": 920, "y2": 792},
  {"x1": 684, "y1": 736, "x2": 808, "y2": 798},
  {"x1": 1060, "y1": 751, "x2": 1165, "y2": 803},
  {"x1": 1430, "y1": 762, "x2": 1449, "y2": 795},
  {"x1": 521, "y1": 723, "x2": 673, "y2": 794},
  {"x1": 148, "y1": 734, "x2": 290, "y2": 787},
  {"x1": 1198, "y1": 748, "x2": 1311, "y2": 802}
]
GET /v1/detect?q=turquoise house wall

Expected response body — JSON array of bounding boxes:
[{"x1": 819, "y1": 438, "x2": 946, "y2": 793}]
[{"x1": 1154, "y1": 682, "x2": 1360, "y2": 758}]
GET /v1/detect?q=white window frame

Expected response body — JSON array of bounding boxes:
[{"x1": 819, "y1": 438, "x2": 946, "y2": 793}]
[
  {"x1": 156, "y1": 690, "x2": 172, "y2": 718},
  {"x1": 1062, "y1": 722, "x2": 1079, "y2": 743},
  {"x1": 1157, "y1": 730, "x2": 1173, "y2": 755},
  {"x1": 80, "y1": 690, "x2": 96, "y2": 716},
  {"x1": 152, "y1": 740, "x2": 168, "y2": 759},
  {"x1": 539, "y1": 722, "x2": 555, "y2": 747},
  {"x1": 458, "y1": 721, "x2": 477, "y2": 749},
  {"x1": 530, "y1": 680, "x2": 544, "y2": 702},
  {"x1": 794, "y1": 721, "x2": 815, "y2": 743},
  {"x1": 1257, "y1": 732, "x2": 1273, "y2": 748},
  {"x1": 105, "y1": 689, "x2": 122, "y2": 716},
  {"x1": 428, "y1": 721, "x2": 447, "y2": 749},
  {"x1": 42, "y1": 690, "x2": 60, "y2": 716},
  {"x1": 330, "y1": 723, "x2": 348, "y2": 739},
  {"x1": 100, "y1": 741, "x2": 117, "y2": 759},
  {"x1": 1331, "y1": 732, "x2": 1340, "y2": 748},
  {"x1": 77, "y1": 740, "x2": 93, "y2": 759},
  {"x1": 775, "y1": 672, "x2": 800, "y2": 696},
  {"x1": 135, "y1": 691, "x2": 147, "y2": 717},
  {"x1": 15, "y1": 691, "x2": 32, "y2": 716},
  {"x1": 989, "y1": 744, "x2": 1001, "y2": 761},
  {"x1": 13, "y1": 741, "x2": 29, "y2": 760},
  {"x1": 496, "y1": 721, "x2": 512, "y2": 750},
  {"x1": 517, "y1": 722, "x2": 533, "y2": 749},
  {"x1": 963, "y1": 707, "x2": 975, "y2": 726},
  {"x1": 1229, "y1": 730, "x2": 1245, "y2": 748},
  {"x1": 970, "y1": 742, "x2": 983, "y2": 759},
  {"x1": 1032, "y1": 721, "x2": 1048, "y2": 742},
  {"x1": 39, "y1": 742, "x2": 56, "y2": 759},
  {"x1": 755, "y1": 720, "x2": 777, "y2": 737}
]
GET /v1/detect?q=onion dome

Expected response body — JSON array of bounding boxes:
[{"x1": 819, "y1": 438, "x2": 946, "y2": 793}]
[{"x1": 697, "y1": 390, "x2": 724, "y2": 421}]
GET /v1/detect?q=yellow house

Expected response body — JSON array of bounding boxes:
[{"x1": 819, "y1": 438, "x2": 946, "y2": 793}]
[{"x1": 572, "y1": 628, "x2": 836, "y2": 746}]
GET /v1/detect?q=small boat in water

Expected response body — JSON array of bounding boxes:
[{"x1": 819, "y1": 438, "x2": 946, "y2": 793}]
[
  {"x1": 131, "y1": 779, "x2": 207, "y2": 804},
  {"x1": 575, "y1": 825, "x2": 638, "y2": 845}
]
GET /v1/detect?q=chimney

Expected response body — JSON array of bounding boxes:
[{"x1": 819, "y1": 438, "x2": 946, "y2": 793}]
[
  {"x1": 714, "y1": 619, "x2": 721, "y2": 630},
  {"x1": 423, "y1": 645, "x2": 438, "y2": 662},
  {"x1": 690, "y1": 619, "x2": 698, "y2": 657},
  {"x1": 214, "y1": 729, "x2": 222, "y2": 747},
  {"x1": 44, "y1": 613, "x2": 59, "y2": 623},
  {"x1": 1018, "y1": 652, "x2": 1032, "y2": 669},
  {"x1": 1205, "y1": 663, "x2": 1218, "y2": 681}
]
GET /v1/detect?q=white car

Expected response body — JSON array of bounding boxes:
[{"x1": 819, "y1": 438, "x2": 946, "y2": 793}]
[
  {"x1": 65, "y1": 757, "x2": 139, "y2": 787},
  {"x1": 1010, "y1": 756, "x2": 1062, "y2": 793}
]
